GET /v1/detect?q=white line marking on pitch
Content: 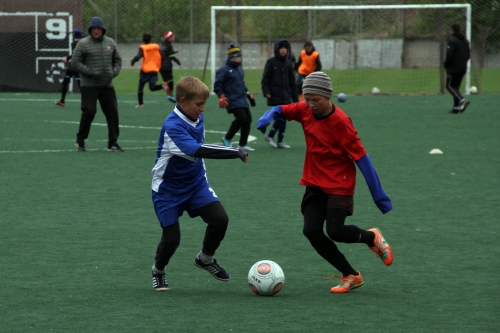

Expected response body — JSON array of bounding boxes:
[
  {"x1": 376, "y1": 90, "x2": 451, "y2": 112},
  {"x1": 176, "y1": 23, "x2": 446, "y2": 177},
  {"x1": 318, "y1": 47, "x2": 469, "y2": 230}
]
[
  {"x1": 0, "y1": 98, "x2": 143, "y2": 104},
  {"x1": 0, "y1": 117, "x2": 257, "y2": 153}
]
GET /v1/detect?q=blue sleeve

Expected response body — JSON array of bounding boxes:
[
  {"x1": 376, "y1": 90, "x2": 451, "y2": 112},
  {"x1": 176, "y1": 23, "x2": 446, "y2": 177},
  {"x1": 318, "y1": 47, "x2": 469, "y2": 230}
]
[
  {"x1": 356, "y1": 154, "x2": 393, "y2": 214},
  {"x1": 256, "y1": 105, "x2": 284, "y2": 134}
]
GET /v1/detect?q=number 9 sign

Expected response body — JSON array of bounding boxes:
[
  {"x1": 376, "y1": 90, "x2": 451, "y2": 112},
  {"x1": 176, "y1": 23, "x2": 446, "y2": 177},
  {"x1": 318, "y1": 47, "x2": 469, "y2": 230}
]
[{"x1": 46, "y1": 19, "x2": 67, "y2": 40}]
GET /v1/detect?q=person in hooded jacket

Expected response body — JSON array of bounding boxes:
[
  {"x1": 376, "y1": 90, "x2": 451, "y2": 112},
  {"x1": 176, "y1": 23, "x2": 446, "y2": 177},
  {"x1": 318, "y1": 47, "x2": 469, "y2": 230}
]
[
  {"x1": 71, "y1": 17, "x2": 123, "y2": 152},
  {"x1": 444, "y1": 23, "x2": 471, "y2": 114},
  {"x1": 261, "y1": 39, "x2": 298, "y2": 149}
]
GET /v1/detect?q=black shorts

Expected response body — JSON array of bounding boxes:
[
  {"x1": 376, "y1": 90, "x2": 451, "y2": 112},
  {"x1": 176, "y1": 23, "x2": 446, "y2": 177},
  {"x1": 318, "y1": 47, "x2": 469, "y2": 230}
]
[
  {"x1": 160, "y1": 69, "x2": 173, "y2": 82},
  {"x1": 301, "y1": 187, "x2": 354, "y2": 216}
]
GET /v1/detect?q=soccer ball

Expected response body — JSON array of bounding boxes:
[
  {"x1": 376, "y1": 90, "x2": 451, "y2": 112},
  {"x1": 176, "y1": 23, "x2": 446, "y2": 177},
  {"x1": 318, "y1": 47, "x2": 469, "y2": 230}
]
[
  {"x1": 248, "y1": 260, "x2": 285, "y2": 296},
  {"x1": 337, "y1": 93, "x2": 347, "y2": 103},
  {"x1": 371, "y1": 87, "x2": 380, "y2": 95},
  {"x1": 470, "y1": 86, "x2": 478, "y2": 94}
]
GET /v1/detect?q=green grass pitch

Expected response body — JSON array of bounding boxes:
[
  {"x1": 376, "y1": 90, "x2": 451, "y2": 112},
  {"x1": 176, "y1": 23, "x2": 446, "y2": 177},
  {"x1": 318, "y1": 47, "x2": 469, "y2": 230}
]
[
  {"x1": 113, "y1": 68, "x2": 500, "y2": 95},
  {"x1": 0, "y1": 91, "x2": 499, "y2": 332}
]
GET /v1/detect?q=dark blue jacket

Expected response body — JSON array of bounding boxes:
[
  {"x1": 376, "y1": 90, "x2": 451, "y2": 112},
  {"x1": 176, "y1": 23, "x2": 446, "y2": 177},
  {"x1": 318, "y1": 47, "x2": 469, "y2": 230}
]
[{"x1": 214, "y1": 59, "x2": 249, "y2": 111}]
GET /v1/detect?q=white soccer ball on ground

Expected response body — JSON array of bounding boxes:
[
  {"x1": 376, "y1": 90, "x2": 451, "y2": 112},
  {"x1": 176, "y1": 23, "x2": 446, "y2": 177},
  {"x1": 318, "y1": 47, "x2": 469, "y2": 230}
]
[
  {"x1": 371, "y1": 87, "x2": 380, "y2": 95},
  {"x1": 337, "y1": 93, "x2": 347, "y2": 103},
  {"x1": 248, "y1": 260, "x2": 285, "y2": 296},
  {"x1": 470, "y1": 86, "x2": 478, "y2": 94}
]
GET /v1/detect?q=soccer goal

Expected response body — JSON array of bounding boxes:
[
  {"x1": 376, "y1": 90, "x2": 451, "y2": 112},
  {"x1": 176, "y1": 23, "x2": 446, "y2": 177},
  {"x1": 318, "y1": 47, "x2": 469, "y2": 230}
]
[{"x1": 210, "y1": 4, "x2": 471, "y2": 96}]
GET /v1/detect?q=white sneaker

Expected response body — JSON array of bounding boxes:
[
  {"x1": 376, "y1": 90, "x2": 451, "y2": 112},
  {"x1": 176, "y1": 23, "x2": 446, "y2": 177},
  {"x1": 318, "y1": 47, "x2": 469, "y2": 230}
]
[
  {"x1": 277, "y1": 142, "x2": 291, "y2": 149},
  {"x1": 239, "y1": 145, "x2": 255, "y2": 152},
  {"x1": 265, "y1": 136, "x2": 277, "y2": 148}
]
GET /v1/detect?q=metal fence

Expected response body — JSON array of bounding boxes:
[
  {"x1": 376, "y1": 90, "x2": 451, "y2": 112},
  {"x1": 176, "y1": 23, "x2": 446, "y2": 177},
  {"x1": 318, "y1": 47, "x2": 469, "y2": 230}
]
[{"x1": 1, "y1": 0, "x2": 499, "y2": 93}]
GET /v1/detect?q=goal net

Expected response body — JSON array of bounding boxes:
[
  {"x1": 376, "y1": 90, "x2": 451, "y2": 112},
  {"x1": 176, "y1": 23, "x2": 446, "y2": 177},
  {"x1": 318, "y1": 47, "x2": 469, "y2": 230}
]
[{"x1": 210, "y1": 4, "x2": 471, "y2": 96}]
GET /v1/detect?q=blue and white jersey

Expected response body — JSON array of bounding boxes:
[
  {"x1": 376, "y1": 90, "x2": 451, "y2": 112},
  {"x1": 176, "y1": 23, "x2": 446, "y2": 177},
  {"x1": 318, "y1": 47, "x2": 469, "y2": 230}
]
[{"x1": 152, "y1": 107, "x2": 207, "y2": 197}]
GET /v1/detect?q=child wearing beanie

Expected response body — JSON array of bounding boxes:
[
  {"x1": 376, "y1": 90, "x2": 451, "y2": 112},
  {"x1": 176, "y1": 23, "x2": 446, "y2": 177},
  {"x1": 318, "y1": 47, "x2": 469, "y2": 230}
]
[
  {"x1": 160, "y1": 30, "x2": 182, "y2": 103},
  {"x1": 256, "y1": 71, "x2": 394, "y2": 293},
  {"x1": 214, "y1": 43, "x2": 256, "y2": 151}
]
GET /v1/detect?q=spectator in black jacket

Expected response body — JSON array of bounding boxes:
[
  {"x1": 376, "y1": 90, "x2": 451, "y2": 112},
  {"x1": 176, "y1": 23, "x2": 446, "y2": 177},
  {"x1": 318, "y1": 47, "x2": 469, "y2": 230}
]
[
  {"x1": 444, "y1": 23, "x2": 471, "y2": 114},
  {"x1": 261, "y1": 39, "x2": 298, "y2": 149},
  {"x1": 160, "y1": 31, "x2": 182, "y2": 103},
  {"x1": 55, "y1": 29, "x2": 83, "y2": 107}
]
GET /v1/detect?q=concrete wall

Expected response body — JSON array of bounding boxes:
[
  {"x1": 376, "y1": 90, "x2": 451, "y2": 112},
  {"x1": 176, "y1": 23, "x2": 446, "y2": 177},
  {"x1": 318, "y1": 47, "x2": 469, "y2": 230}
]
[
  {"x1": 118, "y1": 40, "x2": 500, "y2": 70},
  {"x1": 404, "y1": 40, "x2": 440, "y2": 68}
]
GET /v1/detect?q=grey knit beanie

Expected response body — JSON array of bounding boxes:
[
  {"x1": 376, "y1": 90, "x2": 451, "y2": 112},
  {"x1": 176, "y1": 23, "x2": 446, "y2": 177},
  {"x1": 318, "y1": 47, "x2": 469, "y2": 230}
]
[{"x1": 302, "y1": 71, "x2": 333, "y2": 99}]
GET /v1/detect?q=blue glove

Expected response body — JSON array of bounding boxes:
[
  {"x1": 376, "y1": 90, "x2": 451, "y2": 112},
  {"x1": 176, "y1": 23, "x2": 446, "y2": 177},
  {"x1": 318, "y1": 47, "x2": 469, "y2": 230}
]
[
  {"x1": 257, "y1": 106, "x2": 283, "y2": 134},
  {"x1": 356, "y1": 154, "x2": 393, "y2": 214}
]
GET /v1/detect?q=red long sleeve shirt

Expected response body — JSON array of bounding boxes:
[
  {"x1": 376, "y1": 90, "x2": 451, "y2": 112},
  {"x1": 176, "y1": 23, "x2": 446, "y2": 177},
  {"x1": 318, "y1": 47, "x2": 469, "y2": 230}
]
[{"x1": 281, "y1": 102, "x2": 366, "y2": 195}]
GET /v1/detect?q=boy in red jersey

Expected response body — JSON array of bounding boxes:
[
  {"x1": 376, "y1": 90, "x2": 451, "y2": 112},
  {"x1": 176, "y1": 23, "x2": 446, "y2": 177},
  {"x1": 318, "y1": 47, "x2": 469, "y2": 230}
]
[{"x1": 256, "y1": 71, "x2": 393, "y2": 293}]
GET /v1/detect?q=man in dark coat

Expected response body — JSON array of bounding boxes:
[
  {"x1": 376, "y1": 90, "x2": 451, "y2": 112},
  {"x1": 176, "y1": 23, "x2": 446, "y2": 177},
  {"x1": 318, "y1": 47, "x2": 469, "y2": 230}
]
[{"x1": 444, "y1": 23, "x2": 471, "y2": 114}]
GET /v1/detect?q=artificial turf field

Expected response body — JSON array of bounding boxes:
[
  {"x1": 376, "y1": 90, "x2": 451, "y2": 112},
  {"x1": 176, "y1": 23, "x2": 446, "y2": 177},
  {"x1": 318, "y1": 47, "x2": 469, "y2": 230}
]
[{"x1": 0, "y1": 91, "x2": 499, "y2": 332}]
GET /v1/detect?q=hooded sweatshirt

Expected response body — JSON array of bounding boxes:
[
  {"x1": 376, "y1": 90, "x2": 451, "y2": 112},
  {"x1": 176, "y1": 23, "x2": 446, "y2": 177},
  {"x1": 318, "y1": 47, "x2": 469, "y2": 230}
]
[
  {"x1": 71, "y1": 17, "x2": 122, "y2": 87},
  {"x1": 444, "y1": 32, "x2": 470, "y2": 73},
  {"x1": 261, "y1": 39, "x2": 298, "y2": 106}
]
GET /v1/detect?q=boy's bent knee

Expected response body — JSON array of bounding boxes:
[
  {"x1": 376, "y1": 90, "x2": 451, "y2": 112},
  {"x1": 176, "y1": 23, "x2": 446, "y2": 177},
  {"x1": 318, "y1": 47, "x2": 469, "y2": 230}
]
[{"x1": 198, "y1": 201, "x2": 228, "y2": 228}]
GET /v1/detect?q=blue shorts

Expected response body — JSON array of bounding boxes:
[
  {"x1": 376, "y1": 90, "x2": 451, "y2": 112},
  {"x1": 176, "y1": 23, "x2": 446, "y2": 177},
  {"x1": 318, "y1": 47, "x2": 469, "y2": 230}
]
[{"x1": 152, "y1": 182, "x2": 220, "y2": 227}]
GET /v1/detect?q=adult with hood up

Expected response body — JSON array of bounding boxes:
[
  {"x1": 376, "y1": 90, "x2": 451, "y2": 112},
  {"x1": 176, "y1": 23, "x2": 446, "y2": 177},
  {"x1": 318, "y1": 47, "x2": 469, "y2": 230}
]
[
  {"x1": 444, "y1": 23, "x2": 471, "y2": 114},
  {"x1": 71, "y1": 16, "x2": 124, "y2": 152},
  {"x1": 261, "y1": 39, "x2": 298, "y2": 149}
]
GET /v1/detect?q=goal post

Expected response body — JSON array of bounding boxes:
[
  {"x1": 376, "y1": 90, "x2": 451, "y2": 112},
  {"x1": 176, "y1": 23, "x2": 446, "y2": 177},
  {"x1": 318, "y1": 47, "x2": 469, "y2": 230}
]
[{"x1": 210, "y1": 4, "x2": 471, "y2": 96}]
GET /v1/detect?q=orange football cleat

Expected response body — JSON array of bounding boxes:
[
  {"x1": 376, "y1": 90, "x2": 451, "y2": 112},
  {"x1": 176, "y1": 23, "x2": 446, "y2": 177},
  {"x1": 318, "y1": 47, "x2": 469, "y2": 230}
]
[
  {"x1": 330, "y1": 272, "x2": 364, "y2": 293},
  {"x1": 368, "y1": 228, "x2": 393, "y2": 266}
]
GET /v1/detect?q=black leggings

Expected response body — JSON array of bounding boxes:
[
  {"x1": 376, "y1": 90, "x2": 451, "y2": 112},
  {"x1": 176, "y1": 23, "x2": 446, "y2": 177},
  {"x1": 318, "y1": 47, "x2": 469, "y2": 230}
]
[
  {"x1": 302, "y1": 197, "x2": 372, "y2": 276},
  {"x1": 225, "y1": 107, "x2": 252, "y2": 146},
  {"x1": 154, "y1": 201, "x2": 229, "y2": 270}
]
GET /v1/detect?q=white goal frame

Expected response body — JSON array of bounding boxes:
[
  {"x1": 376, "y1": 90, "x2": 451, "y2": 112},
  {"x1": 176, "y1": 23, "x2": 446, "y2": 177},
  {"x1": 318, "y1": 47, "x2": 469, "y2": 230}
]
[{"x1": 211, "y1": 4, "x2": 472, "y2": 94}]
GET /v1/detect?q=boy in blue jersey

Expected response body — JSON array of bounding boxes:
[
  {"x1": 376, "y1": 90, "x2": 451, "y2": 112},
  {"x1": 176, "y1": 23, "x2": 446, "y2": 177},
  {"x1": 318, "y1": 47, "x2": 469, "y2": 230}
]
[{"x1": 151, "y1": 76, "x2": 248, "y2": 292}]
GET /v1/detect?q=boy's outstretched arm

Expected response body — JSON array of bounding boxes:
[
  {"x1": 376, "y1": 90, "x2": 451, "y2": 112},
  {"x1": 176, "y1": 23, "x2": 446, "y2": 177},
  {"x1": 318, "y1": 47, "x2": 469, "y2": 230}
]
[
  {"x1": 355, "y1": 154, "x2": 393, "y2": 214},
  {"x1": 256, "y1": 105, "x2": 284, "y2": 134},
  {"x1": 194, "y1": 145, "x2": 248, "y2": 163}
]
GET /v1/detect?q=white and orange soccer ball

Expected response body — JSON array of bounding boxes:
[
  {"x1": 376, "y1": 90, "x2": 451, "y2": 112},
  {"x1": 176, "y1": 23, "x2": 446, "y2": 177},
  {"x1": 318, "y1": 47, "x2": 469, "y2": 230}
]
[{"x1": 248, "y1": 260, "x2": 285, "y2": 296}]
